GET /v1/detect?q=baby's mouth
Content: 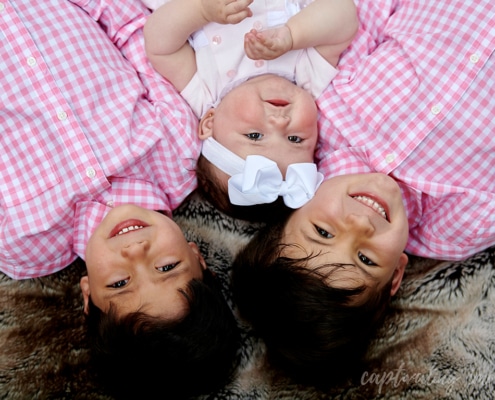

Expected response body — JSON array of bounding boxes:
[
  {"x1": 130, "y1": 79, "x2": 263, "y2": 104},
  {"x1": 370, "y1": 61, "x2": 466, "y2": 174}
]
[
  {"x1": 267, "y1": 99, "x2": 289, "y2": 107},
  {"x1": 352, "y1": 195, "x2": 388, "y2": 221}
]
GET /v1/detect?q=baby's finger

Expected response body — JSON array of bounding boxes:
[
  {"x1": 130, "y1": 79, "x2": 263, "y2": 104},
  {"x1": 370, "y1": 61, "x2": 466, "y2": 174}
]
[
  {"x1": 225, "y1": 0, "x2": 253, "y2": 23},
  {"x1": 230, "y1": 0, "x2": 254, "y2": 9},
  {"x1": 245, "y1": 39, "x2": 268, "y2": 59},
  {"x1": 226, "y1": 9, "x2": 253, "y2": 24}
]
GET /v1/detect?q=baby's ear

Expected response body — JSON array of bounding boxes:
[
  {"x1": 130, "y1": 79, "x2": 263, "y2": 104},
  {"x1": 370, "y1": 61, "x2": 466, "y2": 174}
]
[
  {"x1": 80, "y1": 276, "x2": 91, "y2": 315},
  {"x1": 198, "y1": 109, "x2": 214, "y2": 140},
  {"x1": 390, "y1": 253, "x2": 408, "y2": 296}
]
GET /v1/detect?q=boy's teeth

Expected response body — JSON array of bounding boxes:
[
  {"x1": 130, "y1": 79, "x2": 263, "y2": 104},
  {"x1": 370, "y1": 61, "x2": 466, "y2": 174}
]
[
  {"x1": 352, "y1": 196, "x2": 387, "y2": 220},
  {"x1": 118, "y1": 225, "x2": 144, "y2": 235}
]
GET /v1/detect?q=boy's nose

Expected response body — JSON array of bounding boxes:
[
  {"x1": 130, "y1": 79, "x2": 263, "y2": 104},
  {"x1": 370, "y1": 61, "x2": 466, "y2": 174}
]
[
  {"x1": 345, "y1": 213, "x2": 375, "y2": 236},
  {"x1": 120, "y1": 240, "x2": 150, "y2": 258}
]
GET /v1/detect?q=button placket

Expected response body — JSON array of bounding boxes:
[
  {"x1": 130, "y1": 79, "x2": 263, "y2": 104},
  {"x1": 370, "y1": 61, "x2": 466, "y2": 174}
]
[
  {"x1": 57, "y1": 111, "x2": 68, "y2": 121},
  {"x1": 85, "y1": 167, "x2": 96, "y2": 179},
  {"x1": 469, "y1": 53, "x2": 480, "y2": 64},
  {"x1": 430, "y1": 105, "x2": 441, "y2": 115}
]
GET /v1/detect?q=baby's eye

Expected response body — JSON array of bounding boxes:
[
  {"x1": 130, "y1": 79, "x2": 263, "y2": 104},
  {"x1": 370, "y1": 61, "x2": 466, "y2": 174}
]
[
  {"x1": 315, "y1": 225, "x2": 334, "y2": 239},
  {"x1": 288, "y1": 135, "x2": 302, "y2": 143},
  {"x1": 358, "y1": 252, "x2": 377, "y2": 266},
  {"x1": 245, "y1": 132, "x2": 263, "y2": 141},
  {"x1": 108, "y1": 279, "x2": 128, "y2": 289},
  {"x1": 157, "y1": 262, "x2": 179, "y2": 272}
]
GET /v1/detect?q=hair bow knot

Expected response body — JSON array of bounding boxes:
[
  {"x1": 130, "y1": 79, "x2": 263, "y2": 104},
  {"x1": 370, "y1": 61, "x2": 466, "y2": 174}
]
[{"x1": 228, "y1": 155, "x2": 323, "y2": 208}]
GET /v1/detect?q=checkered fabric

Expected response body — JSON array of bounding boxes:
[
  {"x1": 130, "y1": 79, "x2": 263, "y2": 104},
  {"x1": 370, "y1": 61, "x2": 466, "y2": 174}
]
[
  {"x1": 316, "y1": 0, "x2": 495, "y2": 260},
  {"x1": 0, "y1": 0, "x2": 200, "y2": 278}
]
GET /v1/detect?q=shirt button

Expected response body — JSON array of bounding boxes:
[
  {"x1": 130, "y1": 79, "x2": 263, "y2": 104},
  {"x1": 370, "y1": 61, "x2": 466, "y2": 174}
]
[
  {"x1": 57, "y1": 111, "x2": 68, "y2": 120},
  {"x1": 253, "y1": 21, "x2": 263, "y2": 30},
  {"x1": 385, "y1": 154, "x2": 395, "y2": 164},
  {"x1": 27, "y1": 56, "x2": 37, "y2": 67},
  {"x1": 469, "y1": 53, "x2": 480, "y2": 64},
  {"x1": 226, "y1": 69, "x2": 236, "y2": 78},
  {"x1": 106, "y1": 200, "x2": 114, "y2": 207},
  {"x1": 255, "y1": 60, "x2": 265, "y2": 68},
  {"x1": 85, "y1": 167, "x2": 96, "y2": 179},
  {"x1": 431, "y1": 104, "x2": 441, "y2": 115},
  {"x1": 212, "y1": 35, "x2": 222, "y2": 45}
]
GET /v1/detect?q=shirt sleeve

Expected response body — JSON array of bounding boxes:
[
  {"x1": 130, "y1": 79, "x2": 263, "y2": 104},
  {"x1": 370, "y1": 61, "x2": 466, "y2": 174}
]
[
  {"x1": 295, "y1": 47, "x2": 338, "y2": 100},
  {"x1": 67, "y1": 0, "x2": 155, "y2": 75},
  {"x1": 407, "y1": 189, "x2": 495, "y2": 261},
  {"x1": 67, "y1": 0, "x2": 148, "y2": 48},
  {"x1": 141, "y1": 0, "x2": 169, "y2": 11}
]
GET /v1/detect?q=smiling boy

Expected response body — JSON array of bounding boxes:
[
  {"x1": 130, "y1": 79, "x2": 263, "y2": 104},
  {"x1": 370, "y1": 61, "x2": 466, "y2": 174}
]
[
  {"x1": 82, "y1": 205, "x2": 239, "y2": 399},
  {"x1": 82, "y1": 205, "x2": 206, "y2": 319},
  {"x1": 282, "y1": 173, "x2": 409, "y2": 296},
  {"x1": 232, "y1": 173, "x2": 410, "y2": 386}
]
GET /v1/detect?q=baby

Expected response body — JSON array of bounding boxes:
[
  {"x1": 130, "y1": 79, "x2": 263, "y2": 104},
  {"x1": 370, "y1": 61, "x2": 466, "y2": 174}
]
[{"x1": 143, "y1": 0, "x2": 358, "y2": 219}]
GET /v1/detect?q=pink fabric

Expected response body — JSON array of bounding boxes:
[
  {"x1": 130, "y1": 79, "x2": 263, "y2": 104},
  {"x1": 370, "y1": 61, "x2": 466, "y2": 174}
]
[
  {"x1": 0, "y1": 0, "x2": 200, "y2": 279},
  {"x1": 316, "y1": 0, "x2": 495, "y2": 260}
]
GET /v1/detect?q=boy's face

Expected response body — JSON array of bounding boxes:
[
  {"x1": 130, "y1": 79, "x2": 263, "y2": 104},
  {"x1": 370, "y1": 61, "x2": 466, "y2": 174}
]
[
  {"x1": 81, "y1": 205, "x2": 206, "y2": 319},
  {"x1": 282, "y1": 173, "x2": 409, "y2": 296},
  {"x1": 199, "y1": 74, "x2": 318, "y2": 179}
]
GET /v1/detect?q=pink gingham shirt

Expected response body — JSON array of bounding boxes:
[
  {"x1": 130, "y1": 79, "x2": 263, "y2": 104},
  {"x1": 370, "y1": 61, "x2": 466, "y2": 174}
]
[
  {"x1": 0, "y1": 0, "x2": 200, "y2": 279},
  {"x1": 317, "y1": 0, "x2": 495, "y2": 260}
]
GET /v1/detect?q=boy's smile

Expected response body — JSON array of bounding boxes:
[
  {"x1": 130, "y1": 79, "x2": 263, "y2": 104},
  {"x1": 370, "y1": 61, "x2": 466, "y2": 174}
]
[
  {"x1": 81, "y1": 205, "x2": 206, "y2": 318},
  {"x1": 282, "y1": 173, "x2": 409, "y2": 296}
]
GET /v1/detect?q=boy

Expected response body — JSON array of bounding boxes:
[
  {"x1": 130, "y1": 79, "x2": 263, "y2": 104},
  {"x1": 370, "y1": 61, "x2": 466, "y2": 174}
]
[
  {"x1": 233, "y1": 173, "x2": 408, "y2": 385},
  {"x1": 233, "y1": 0, "x2": 495, "y2": 386},
  {"x1": 1, "y1": 1, "x2": 238, "y2": 397},
  {"x1": 82, "y1": 205, "x2": 240, "y2": 398}
]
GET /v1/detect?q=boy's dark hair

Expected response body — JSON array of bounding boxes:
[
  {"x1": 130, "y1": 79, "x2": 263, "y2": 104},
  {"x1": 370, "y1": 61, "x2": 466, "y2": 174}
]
[
  {"x1": 85, "y1": 268, "x2": 240, "y2": 399},
  {"x1": 232, "y1": 220, "x2": 393, "y2": 387},
  {"x1": 195, "y1": 154, "x2": 292, "y2": 223}
]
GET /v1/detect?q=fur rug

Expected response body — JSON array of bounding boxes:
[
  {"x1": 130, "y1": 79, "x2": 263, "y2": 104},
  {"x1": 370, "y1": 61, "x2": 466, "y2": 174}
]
[{"x1": 1, "y1": 192, "x2": 494, "y2": 399}]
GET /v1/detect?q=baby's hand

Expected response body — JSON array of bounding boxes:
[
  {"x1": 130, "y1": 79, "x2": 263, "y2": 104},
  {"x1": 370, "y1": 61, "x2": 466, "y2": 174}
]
[
  {"x1": 244, "y1": 26, "x2": 293, "y2": 60},
  {"x1": 201, "y1": 0, "x2": 253, "y2": 25}
]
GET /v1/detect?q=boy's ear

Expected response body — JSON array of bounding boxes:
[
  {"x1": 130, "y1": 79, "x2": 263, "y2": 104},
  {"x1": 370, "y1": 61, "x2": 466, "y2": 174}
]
[
  {"x1": 80, "y1": 276, "x2": 91, "y2": 315},
  {"x1": 390, "y1": 253, "x2": 408, "y2": 296},
  {"x1": 188, "y1": 242, "x2": 207, "y2": 270},
  {"x1": 198, "y1": 108, "x2": 214, "y2": 140}
]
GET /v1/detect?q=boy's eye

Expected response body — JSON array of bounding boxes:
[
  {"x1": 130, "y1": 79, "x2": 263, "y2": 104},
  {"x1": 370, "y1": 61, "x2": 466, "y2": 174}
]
[
  {"x1": 288, "y1": 135, "x2": 302, "y2": 143},
  {"x1": 245, "y1": 132, "x2": 263, "y2": 141},
  {"x1": 358, "y1": 252, "x2": 377, "y2": 266},
  {"x1": 108, "y1": 279, "x2": 128, "y2": 289},
  {"x1": 315, "y1": 225, "x2": 334, "y2": 239},
  {"x1": 157, "y1": 262, "x2": 179, "y2": 272}
]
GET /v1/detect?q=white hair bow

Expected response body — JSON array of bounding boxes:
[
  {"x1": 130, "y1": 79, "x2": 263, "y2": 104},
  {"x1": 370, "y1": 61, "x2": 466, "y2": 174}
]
[{"x1": 228, "y1": 155, "x2": 324, "y2": 209}]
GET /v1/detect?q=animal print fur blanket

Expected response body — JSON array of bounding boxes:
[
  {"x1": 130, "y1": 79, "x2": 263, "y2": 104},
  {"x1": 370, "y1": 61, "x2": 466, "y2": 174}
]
[{"x1": 1, "y1": 192, "x2": 494, "y2": 399}]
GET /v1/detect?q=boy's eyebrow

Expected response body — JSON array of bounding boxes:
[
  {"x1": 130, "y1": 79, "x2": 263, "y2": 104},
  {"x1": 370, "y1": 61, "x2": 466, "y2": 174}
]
[{"x1": 103, "y1": 288, "x2": 134, "y2": 302}]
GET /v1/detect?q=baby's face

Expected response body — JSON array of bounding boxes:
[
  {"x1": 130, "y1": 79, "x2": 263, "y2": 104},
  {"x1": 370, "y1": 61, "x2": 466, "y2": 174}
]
[
  {"x1": 282, "y1": 173, "x2": 409, "y2": 297},
  {"x1": 200, "y1": 74, "x2": 318, "y2": 179},
  {"x1": 81, "y1": 205, "x2": 206, "y2": 319}
]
